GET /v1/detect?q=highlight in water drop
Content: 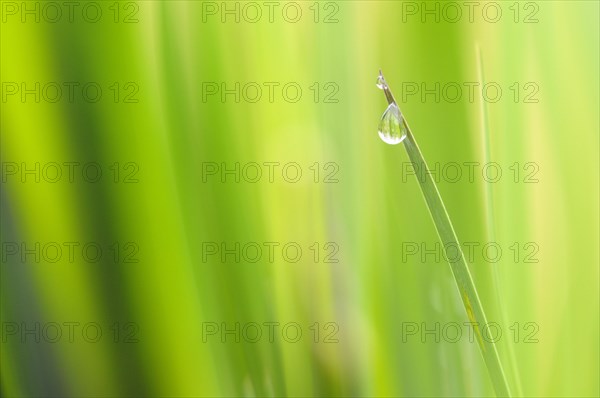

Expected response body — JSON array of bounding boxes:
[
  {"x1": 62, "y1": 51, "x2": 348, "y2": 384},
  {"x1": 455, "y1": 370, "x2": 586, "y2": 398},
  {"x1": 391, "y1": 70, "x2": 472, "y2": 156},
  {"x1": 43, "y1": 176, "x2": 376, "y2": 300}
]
[{"x1": 378, "y1": 103, "x2": 408, "y2": 145}]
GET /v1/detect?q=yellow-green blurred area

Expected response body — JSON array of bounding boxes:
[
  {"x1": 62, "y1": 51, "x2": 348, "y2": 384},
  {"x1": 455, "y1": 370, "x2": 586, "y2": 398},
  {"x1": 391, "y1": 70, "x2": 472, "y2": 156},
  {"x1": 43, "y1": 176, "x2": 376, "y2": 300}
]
[{"x1": 1, "y1": 1, "x2": 598, "y2": 397}]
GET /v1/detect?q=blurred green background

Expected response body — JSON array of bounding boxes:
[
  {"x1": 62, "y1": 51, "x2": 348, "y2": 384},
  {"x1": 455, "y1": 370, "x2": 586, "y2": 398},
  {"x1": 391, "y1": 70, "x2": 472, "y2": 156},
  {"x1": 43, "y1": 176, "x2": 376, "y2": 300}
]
[{"x1": 1, "y1": 1, "x2": 598, "y2": 397}]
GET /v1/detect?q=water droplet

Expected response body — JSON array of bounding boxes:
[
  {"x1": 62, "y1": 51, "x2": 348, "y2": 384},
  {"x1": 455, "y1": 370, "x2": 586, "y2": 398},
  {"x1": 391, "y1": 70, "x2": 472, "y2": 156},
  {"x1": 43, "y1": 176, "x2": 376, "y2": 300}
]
[
  {"x1": 378, "y1": 103, "x2": 407, "y2": 145},
  {"x1": 376, "y1": 74, "x2": 386, "y2": 90}
]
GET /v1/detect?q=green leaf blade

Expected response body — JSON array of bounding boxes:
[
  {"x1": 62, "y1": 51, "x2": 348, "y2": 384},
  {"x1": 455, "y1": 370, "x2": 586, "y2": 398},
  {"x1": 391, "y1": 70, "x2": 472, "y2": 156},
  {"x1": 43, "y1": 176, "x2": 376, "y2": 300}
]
[{"x1": 402, "y1": 120, "x2": 511, "y2": 398}]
